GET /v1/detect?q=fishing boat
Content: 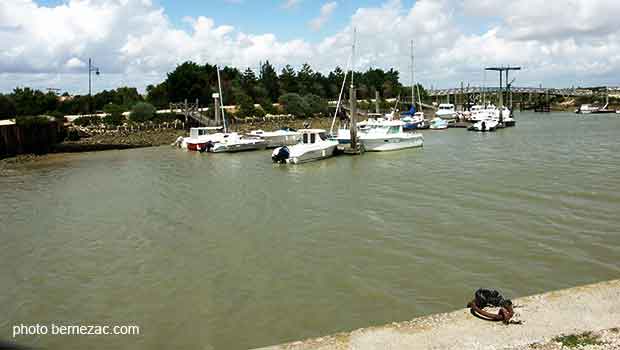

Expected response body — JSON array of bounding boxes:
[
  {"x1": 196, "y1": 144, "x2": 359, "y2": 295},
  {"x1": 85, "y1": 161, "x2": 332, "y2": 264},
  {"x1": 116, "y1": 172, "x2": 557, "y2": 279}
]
[
  {"x1": 429, "y1": 117, "x2": 448, "y2": 130},
  {"x1": 336, "y1": 119, "x2": 423, "y2": 151},
  {"x1": 176, "y1": 127, "x2": 225, "y2": 151},
  {"x1": 435, "y1": 103, "x2": 457, "y2": 119},
  {"x1": 272, "y1": 129, "x2": 338, "y2": 164},
  {"x1": 208, "y1": 133, "x2": 267, "y2": 153},
  {"x1": 576, "y1": 104, "x2": 599, "y2": 114},
  {"x1": 248, "y1": 128, "x2": 301, "y2": 148},
  {"x1": 468, "y1": 119, "x2": 498, "y2": 132}
]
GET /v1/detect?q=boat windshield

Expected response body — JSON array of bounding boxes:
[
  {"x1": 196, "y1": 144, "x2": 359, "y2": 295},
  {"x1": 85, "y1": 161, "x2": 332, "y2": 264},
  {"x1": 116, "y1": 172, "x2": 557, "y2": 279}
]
[{"x1": 319, "y1": 132, "x2": 328, "y2": 141}]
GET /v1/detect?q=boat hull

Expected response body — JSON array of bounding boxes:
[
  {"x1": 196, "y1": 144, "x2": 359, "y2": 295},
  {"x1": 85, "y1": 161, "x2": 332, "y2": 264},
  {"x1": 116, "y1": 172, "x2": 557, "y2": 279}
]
[
  {"x1": 210, "y1": 141, "x2": 267, "y2": 153},
  {"x1": 362, "y1": 135, "x2": 423, "y2": 152}
]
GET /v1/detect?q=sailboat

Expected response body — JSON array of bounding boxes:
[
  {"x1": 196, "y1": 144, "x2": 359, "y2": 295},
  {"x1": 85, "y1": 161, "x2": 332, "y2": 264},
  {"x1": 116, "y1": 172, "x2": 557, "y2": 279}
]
[
  {"x1": 402, "y1": 41, "x2": 426, "y2": 130},
  {"x1": 208, "y1": 66, "x2": 268, "y2": 153}
]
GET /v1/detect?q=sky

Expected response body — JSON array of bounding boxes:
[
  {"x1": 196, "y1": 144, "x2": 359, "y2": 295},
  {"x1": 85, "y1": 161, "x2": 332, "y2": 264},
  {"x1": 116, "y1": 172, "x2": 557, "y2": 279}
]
[{"x1": 1, "y1": 0, "x2": 619, "y2": 95}]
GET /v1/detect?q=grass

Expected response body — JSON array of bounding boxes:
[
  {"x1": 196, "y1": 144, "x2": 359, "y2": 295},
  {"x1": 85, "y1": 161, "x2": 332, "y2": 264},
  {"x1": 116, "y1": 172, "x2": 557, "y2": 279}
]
[{"x1": 553, "y1": 332, "x2": 603, "y2": 348}]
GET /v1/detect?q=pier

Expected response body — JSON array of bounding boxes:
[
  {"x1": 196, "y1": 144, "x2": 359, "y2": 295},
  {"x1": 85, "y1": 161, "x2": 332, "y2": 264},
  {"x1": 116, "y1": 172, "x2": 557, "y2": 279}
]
[{"x1": 255, "y1": 279, "x2": 620, "y2": 350}]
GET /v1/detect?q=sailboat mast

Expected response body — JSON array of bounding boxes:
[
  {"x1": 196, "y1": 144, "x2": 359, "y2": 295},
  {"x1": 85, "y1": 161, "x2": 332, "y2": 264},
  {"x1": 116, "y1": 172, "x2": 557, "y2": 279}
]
[
  {"x1": 411, "y1": 40, "x2": 415, "y2": 108},
  {"x1": 216, "y1": 65, "x2": 227, "y2": 133}
]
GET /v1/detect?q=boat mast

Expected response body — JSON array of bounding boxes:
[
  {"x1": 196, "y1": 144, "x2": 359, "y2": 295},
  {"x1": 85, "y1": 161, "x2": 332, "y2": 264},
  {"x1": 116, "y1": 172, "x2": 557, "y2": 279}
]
[
  {"x1": 329, "y1": 51, "x2": 352, "y2": 135},
  {"x1": 216, "y1": 65, "x2": 227, "y2": 133},
  {"x1": 482, "y1": 70, "x2": 486, "y2": 106},
  {"x1": 411, "y1": 40, "x2": 415, "y2": 109}
]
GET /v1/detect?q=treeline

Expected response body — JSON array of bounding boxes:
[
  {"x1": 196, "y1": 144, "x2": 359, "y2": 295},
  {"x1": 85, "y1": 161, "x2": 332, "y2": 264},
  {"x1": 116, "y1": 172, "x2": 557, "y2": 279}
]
[{"x1": 0, "y1": 61, "x2": 429, "y2": 120}]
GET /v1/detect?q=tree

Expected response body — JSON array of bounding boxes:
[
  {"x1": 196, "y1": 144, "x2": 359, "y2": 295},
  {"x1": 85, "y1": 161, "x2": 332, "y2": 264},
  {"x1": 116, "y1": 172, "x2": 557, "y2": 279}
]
[
  {"x1": 0, "y1": 94, "x2": 17, "y2": 119},
  {"x1": 279, "y1": 65, "x2": 298, "y2": 94},
  {"x1": 279, "y1": 93, "x2": 308, "y2": 117},
  {"x1": 260, "y1": 61, "x2": 280, "y2": 102},
  {"x1": 146, "y1": 83, "x2": 169, "y2": 108},
  {"x1": 234, "y1": 91, "x2": 255, "y2": 118},
  {"x1": 304, "y1": 94, "x2": 328, "y2": 116},
  {"x1": 241, "y1": 68, "x2": 258, "y2": 99},
  {"x1": 130, "y1": 102, "x2": 156, "y2": 122},
  {"x1": 103, "y1": 103, "x2": 125, "y2": 125}
]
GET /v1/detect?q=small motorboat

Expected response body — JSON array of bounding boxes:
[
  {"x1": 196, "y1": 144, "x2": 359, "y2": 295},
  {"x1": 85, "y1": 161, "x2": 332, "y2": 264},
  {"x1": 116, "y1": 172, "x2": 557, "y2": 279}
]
[
  {"x1": 249, "y1": 128, "x2": 301, "y2": 148},
  {"x1": 335, "y1": 119, "x2": 423, "y2": 152},
  {"x1": 272, "y1": 129, "x2": 338, "y2": 164},
  {"x1": 176, "y1": 127, "x2": 225, "y2": 151},
  {"x1": 429, "y1": 117, "x2": 448, "y2": 130},
  {"x1": 209, "y1": 133, "x2": 267, "y2": 153},
  {"x1": 468, "y1": 119, "x2": 498, "y2": 132}
]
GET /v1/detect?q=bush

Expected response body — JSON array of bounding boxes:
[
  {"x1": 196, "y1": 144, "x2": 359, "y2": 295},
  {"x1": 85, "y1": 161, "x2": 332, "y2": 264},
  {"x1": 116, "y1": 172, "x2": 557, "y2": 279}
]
[
  {"x1": 278, "y1": 93, "x2": 309, "y2": 117},
  {"x1": 103, "y1": 103, "x2": 125, "y2": 126},
  {"x1": 66, "y1": 129, "x2": 80, "y2": 141},
  {"x1": 130, "y1": 102, "x2": 156, "y2": 122},
  {"x1": 73, "y1": 116, "x2": 100, "y2": 126},
  {"x1": 15, "y1": 116, "x2": 52, "y2": 127},
  {"x1": 152, "y1": 112, "x2": 181, "y2": 123}
]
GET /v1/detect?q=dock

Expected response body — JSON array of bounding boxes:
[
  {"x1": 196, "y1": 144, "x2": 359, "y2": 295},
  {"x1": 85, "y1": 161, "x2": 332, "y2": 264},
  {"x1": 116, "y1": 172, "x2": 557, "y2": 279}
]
[{"x1": 254, "y1": 279, "x2": 620, "y2": 350}]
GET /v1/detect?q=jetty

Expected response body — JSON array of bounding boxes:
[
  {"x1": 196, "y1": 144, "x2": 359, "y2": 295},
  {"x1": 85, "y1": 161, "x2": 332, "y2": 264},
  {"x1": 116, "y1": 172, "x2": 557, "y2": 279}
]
[{"x1": 255, "y1": 279, "x2": 620, "y2": 350}]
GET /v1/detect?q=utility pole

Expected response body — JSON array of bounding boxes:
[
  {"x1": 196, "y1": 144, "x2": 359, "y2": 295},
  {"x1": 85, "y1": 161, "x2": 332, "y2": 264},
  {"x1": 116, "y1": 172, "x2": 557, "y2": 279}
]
[
  {"x1": 213, "y1": 93, "x2": 221, "y2": 124},
  {"x1": 88, "y1": 58, "x2": 100, "y2": 115}
]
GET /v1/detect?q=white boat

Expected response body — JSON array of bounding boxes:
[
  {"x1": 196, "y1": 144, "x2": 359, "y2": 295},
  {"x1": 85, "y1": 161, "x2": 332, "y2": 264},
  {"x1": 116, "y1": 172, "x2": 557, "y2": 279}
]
[
  {"x1": 470, "y1": 105, "x2": 511, "y2": 123},
  {"x1": 272, "y1": 129, "x2": 338, "y2": 164},
  {"x1": 209, "y1": 133, "x2": 267, "y2": 153},
  {"x1": 576, "y1": 104, "x2": 599, "y2": 114},
  {"x1": 435, "y1": 103, "x2": 457, "y2": 119},
  {"x1": 429, "y1": 117, "x2": 448, "y2": 130},
  {"x1": 468, "y1": 119, "x2": 499, "y2": 132},
  {"x1": 336, "y1": 118, "x2": 423, "y2": 151},
  {"x1": 176, "y1": 127, "x2": 225, "y2": 151},
  {"x1": 249, "y1": 128, "x2": 301, "y2": 148}
]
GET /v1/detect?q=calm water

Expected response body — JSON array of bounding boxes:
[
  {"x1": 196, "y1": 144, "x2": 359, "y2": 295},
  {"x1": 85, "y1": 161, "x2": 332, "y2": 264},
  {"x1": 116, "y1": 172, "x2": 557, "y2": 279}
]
[{"x1": 1, "y1": 112, "x2": 620, "y2": 349}]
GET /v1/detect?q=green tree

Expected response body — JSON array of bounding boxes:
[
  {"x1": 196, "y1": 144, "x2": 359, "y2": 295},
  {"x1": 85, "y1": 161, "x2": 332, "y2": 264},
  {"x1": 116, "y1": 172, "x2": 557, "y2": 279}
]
[
  {"x1": 0, "y1": 94, "x2": 17, "y2": 119},
  {"x1": 146, "y1": 83, "x2": 170, "y2": 108},
  {"x1": 279, "y1": 93, "x2": 308, "y2": 117},
  {"x1": 260, "y1": 61, "x2": 280, "y2": 102},
  {"x1": 103, "y1": 103, "x2": 125, "y2": 125},
  {"x1": 304, "y1": 94, "x2": 327, "y2": 116},
  {"x1": 234, "y1": 91, "x2": 255, "y2": 118},
  {"x1": 241, "y1": 68, "x2": 258, "y2": 99},
  {"x1": 130, "y1": 102, "x2": 156, "y2": 122},
  {"x1": 279, "y1": 65, "x2": 298, "y2": 94}
]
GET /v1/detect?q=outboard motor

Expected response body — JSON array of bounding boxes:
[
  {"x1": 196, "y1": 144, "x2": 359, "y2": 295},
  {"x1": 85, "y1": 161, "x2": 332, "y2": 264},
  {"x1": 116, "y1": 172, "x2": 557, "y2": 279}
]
[
  {"x1": 272, "y1": 146, "x2": 290, "y2": 163},
  {"x1": 205, "y1": 141, "x2": 215, "y2": 152},
  {"x1": 481, "y1": 121, "x2": 486, "y2": 131}
]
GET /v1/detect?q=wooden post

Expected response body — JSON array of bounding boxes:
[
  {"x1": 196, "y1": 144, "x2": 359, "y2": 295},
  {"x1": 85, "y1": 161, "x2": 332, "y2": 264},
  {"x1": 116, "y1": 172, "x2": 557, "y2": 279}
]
[
  {"x1": 375, "y1": 90, "x2": 380, "y2": 114},
  {"x1": 350, "y1": 85, "x2": 357, "y2": 151}
]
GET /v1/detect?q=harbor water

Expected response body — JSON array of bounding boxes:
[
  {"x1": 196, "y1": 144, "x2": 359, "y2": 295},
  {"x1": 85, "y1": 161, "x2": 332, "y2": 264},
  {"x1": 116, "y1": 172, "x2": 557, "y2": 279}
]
[{"x1": 1, "y1": 112, "x2": 619, "y2": 349}]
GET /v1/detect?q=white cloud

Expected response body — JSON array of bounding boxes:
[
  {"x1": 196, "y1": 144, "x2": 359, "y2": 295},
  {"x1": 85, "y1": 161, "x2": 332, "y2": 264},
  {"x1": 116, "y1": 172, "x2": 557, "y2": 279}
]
[
  {"x1": 281, "y1": 0, "x2": 301, "y2": 9},
  {"x1": 1, "y1": 0, "x2": 619, "y2": 93},
  {"x1": 309, "y1": 2, "x2": 338, "y2": 31}
]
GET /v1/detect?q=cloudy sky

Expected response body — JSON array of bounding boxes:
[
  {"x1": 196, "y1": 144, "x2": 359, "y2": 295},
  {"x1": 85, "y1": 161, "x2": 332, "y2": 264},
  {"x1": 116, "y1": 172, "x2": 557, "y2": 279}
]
[{"x1": 1, "y1": 0, "x2": 618, "y2": 94}]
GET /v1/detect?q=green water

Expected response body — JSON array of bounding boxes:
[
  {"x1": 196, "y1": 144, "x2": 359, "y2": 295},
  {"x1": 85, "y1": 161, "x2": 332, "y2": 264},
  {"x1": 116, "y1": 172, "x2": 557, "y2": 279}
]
[{"x1": 1, "y1": 112, "x2": 619, "y2": 349}]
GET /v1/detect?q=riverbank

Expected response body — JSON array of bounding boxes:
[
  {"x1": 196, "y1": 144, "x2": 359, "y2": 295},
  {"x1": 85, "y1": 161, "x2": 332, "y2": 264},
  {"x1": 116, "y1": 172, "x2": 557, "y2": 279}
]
[{"x1": 256, "y1": 279, "x2": 620, "y2": 350}]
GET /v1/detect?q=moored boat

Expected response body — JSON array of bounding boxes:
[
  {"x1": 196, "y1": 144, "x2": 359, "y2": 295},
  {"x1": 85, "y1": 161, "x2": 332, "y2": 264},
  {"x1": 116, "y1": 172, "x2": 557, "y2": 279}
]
[
  {"x1": 468, "y1": 119, "x2": 498, "y2": 132},
  {"x1": 177, "y1": 127, "x2": 225, "y2": 151},
  {"x1": 249, "y1": 128, "x2": 301, "y2": 148},
  {"x1": 272, "y1": 129, "x2": 338, "y2": 164},
  {"x1": 435, "y1": 103, "x2": 457, "y2": 119},
  {"x1": 429, "y1": 117, "x2": 448, "y2": 130},
  {"x1": 336, "y1": 118, "x2": 423, "y2": 151},
  {"x1": 209, "y1": 133, "x2": 267, "y2": 153}
]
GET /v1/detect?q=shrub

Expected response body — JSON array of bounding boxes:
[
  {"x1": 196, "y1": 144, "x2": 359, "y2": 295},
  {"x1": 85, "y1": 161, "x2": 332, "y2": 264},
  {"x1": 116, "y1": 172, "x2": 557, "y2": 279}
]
[
  {"x1": 66, "y1": 129, "x2": 80, "y2": 141},
  {"x1": 73, "y1": 116, "x2": 99, "y2": 126},
  {"x1": 103, "y1": 103, "x2": 125, "y2": 126},
  {"x1": 130, "y1": 102, "x2": 156, "y2": 122}
]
